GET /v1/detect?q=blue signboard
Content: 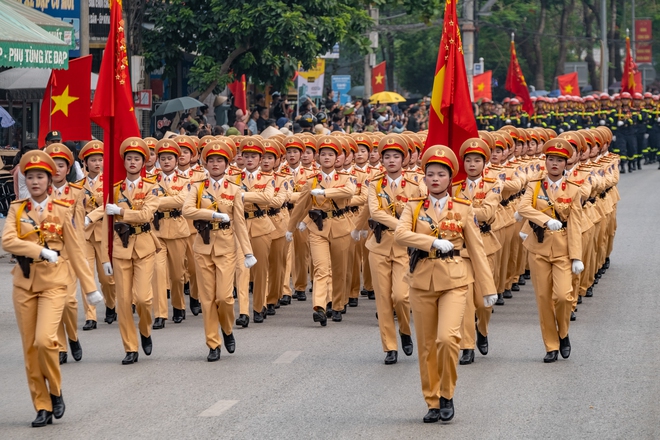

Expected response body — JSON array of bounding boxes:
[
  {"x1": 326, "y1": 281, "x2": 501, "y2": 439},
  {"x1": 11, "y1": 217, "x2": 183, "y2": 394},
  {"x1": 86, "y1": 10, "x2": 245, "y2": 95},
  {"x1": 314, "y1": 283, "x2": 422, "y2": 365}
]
[
  {"x1": 332, "y1": 75, "x2": 352, "y2": 106},
  {"x1": 19, "y1": 0, "x2": 81, "y2": 58}
]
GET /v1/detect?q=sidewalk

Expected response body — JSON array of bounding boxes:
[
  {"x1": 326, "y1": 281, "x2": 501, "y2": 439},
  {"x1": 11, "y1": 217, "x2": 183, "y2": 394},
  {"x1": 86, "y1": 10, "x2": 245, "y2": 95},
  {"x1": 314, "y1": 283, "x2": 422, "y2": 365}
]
[{"x1": 0, "y1": 217, "x2": 9, "y2": 259}]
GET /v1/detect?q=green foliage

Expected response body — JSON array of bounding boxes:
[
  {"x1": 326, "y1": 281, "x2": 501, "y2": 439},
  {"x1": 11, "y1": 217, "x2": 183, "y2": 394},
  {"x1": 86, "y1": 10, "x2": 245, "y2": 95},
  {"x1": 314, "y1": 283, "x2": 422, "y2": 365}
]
[
  {"x1": 394, "y1": 25, "x2": 441, "y2": 95},
  {"x1": 143, "y1": 0, "x2": 372, "y2": 94}
]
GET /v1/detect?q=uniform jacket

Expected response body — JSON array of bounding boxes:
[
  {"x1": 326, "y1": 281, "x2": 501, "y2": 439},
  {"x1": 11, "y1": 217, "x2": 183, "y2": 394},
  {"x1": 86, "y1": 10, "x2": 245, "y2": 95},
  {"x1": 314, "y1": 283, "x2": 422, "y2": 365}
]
[
  {"x1": 452, "y1": 177, "x2": 502, "y2": 257},
  {"x1": 237, "y1": 170, "x2": 276, "y2": 238},
  {"x1": 153, "y1": 172, "x2": 191, "y2": 240},
  {"x1": 80, "y1": 173, "x2": 105, "y2": 242}
]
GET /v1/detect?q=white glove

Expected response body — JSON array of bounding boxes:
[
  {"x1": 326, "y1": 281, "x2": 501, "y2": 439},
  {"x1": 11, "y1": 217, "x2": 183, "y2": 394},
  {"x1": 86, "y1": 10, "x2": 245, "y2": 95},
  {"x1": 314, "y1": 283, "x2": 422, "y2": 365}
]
[
  {"x1": 612, "y1": 135, "x2": 616, "y2": 142},
  {"x1": 572, "y1": 259, "x2": 584, "y2": 275},
  {"x1": 657, "y1": 117, "x2": 660, "y2": 123},
  {"x1": 558, "y1": 128, "x2": 564, "y2": 133},
  {"x1": 85, "y1": 290, "x2": 104, "y2": 306},
  {"x1": 84, "y1": 216, "x2": 92, "y2": 227},
  {"x1": 102, "y1": 262, "x2": 113, "y2": 276},
  {"x1": 105, "y1": 203, "x2": 121, "y2": 215},
  {"x1": 297, "y1": 222, "x2": 307, "y2": 232},
  {"x1": 212, "y1": 212, "x2": 230, "y2": 223},
  {"x1": 310, "y1": 189, "x2": 325, "y2": 196},
  {"x1": 285, "y1": 231, "x2": 293, "y2": 242},
  {"x1": 546, "y1": 219, "x2": 563, "y2": 231},
  {"x1": 360, "y1": 230, "x2": 369, "y2": 239},
  {"x1": 617, "y1": 121, "x2": 624, "y2": 127},
  {"x1": 599, "y1": 120, "x2": 606, "y2": 126},
  {"x1": 513, "y1": 211, "x2": 523, "y2": 222},
  {"x1": 483, "y1": 294, "x2": 498, "y2": 307},
  {"x1": 350, "y1": 230, "x2": 360, "y2": 241},
  {"x1": 244, "y1": 254, "x2": 257, "y2": 269},
  {"x1": 519, "y1": 231, "x2": 528, "y2": 240},
  {"x1": 40, "y1": 248, "x2": 59, "y2": 263},
  {"x1": 505, "y1": 119, "x2": 512, "y2": 124},
  {"x1": 527, "y1": 123, "x2": 531, "y2": 128},
  {"x1": 432, "y1": 239, "x2": 454, "y2": 253},
  {"x1": 644, "y1": 133, "x2": 650, "y2": 139}
]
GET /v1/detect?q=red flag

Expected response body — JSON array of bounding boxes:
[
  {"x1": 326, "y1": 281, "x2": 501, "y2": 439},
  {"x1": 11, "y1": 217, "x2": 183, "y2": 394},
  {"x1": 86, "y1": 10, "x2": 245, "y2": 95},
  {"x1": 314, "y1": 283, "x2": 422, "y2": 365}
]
[
  {"x1": 557, "y1": 72, "x2": 579, "y2": 96},
  {"x1": 90, "y1": 0, "x2": 141, "y2": 258},
  {"x1": 634, "y1": 72, "x2": 643, "y2": 93},
  {"x1": 91, "y1": 0, "x2": 140, "y2": 188},
  {"x1": 473, "y1": 71, "x2": 492, "y2": 101},
  {"x1": 424, "y1": 0, "x2": 478, "y2": 183},
  {"x1": 505, "y1": 40, "x2": 534, "y2": 116},
  {"x1": 621, "y1": 36, "x2": 638, "y2": 94},
  {"x1": 38, "y1": 56, "x2": 92, "y2": 146},
  {"x1": 228, "y1": 75, "x2": 247, "y2": 114},
  {"x1": 371, "y1": 61, "x2": 386, "y2": 94}
]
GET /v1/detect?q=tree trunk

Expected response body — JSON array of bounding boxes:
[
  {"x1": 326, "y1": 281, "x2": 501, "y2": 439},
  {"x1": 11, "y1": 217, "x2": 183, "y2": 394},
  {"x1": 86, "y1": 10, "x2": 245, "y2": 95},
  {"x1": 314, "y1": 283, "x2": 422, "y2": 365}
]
[
  {"x1": 608, "y1": 0, "x2": 618, "y2": 85},
  {"x1": 583, "y1": 2, "x2": 600, "y2": 90},
  {"x1": 533, "y1": 0, "x2": 548, "y2": 89},
  {"x1": 554, "y1": 0, "x2": 576, "y2": 81}
]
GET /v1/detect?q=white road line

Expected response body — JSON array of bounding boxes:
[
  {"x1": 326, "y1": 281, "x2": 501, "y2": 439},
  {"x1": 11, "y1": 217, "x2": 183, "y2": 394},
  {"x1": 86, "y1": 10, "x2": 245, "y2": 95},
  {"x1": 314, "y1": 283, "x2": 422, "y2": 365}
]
[
  {"x1": 273, "y1": 350, "x2": 302, "y2": 364},
  {"x1": 198, "y1": 400, "x2": 239, "y2": 417}
]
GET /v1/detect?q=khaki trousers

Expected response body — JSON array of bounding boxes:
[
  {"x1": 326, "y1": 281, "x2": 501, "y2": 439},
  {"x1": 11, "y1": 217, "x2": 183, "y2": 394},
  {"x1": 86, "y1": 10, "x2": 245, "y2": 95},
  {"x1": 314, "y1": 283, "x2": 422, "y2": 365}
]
[
  {"x1": 155, "y1": 237, "x2": 188, "y2": 318},
  {"x1": 250, "y1": 234, "x2": 272, "y2": 313},
  {"x1": 282, "y1": 240, "x2": 292, "y2": 297},
  {"x1": 292, "y1": 228, "x2": 309, "y2": 291},
  {"x1": 342, "y1": 237, "x2": 357, "y2": 308},
  {"x1": 359, "y1": 236, "x2": 373, "y2": 291},
  {"x1": 308, "y1": 232, "x2": 350, "y2": 311},
  {"x1": 82, "y1": 238, "x2": 116, "y2": 320},
  {"x1": 528, "y1": 251, "x2": 572, "y2": 352},
  {"x1": 507, "y1": 221, "x2": 524, "y2": 288},
  {"x1": 459, "y1": 256, "x2": 494, "y2": 350},
  {"x1": 235, "y1": 240, "x2": 250, "y2": 315},
  {"x1": 410, "y1": 284, "x2": 467, "y2": 408},
  {"x1": 14, "y1": 284, "x2": 67, "y2": 411},
  {"x1": 267, "y1": 236, "x2": 288, "y2": 305},
  {"x1": 56, "y1": 277, "x2": 78, "y2": 352},
  {"x1": 184, "y1": 234, "x2": 200, "y2": 301},
  {"x1": 195, "y1": 251, "x2": 236, "y2": 349},
  {"x1": 369, "y1": 251, "x2": 411, "y2": 352},
  {"x1": 496, "y1": 223, "x2": 514, "y2": 293},
  {"x1": 114, "y1": 251, "x2": 155, "y2": 352}
]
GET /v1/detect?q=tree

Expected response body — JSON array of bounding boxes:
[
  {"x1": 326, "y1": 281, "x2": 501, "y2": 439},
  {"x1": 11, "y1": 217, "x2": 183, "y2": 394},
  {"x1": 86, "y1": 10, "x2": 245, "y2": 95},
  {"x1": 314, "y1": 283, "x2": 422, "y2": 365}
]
[
  {"x1": 394, "y1": 25, "x2": 442, "y2": 95},
  {"x1": 143, "y1": 0, "x2": 372, "y2": 99}
]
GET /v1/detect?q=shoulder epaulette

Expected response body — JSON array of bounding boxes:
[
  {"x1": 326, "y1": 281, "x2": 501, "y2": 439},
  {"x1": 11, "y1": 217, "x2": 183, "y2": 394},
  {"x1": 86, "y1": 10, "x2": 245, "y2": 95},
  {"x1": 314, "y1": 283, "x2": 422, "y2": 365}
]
[
  {"x1": 260, "y1": 171, "x2": 273, "y2": 176},
  {"x1": 75, "y1": 178, "x2": 85, "y2": 186},
  {"x1": 69, "y1": 182, "x2": 83, "y2": 190},
  {"x1": 567, "y1": 180, "x2": 581, "y2": 187},
  {"x1": 337, "y1": 171, "x2": 351, "y2": 176},
  {"x1": 11, "y1": 198, "x2": 27, "y2": 204},
  {"x1": 483, "y1": 177, "x2": 497, "y2": 183},
  {"x1": 275, "y1": 171, "x2": 291, "y2": 178},
  {"x1": 372, "y1": 172, "x2": 385, "y2": 180},
  {"x1": 404, "y1": 177, "x2": 419, "y2": 186},
  {"x1": 353, "y1": 167, "x2": 366, "y2": 174},
  {"x1": 453, "y1": 179, "x2": 466, "y2": 187},
  {"x1": 53, "y1": 199, "x2": 73, "y2": 207},
  {"x1": 453, "y1": 197, "x2": 472, "y2": 206},
  {"x1": 226, "y1": 179, "x2": 241, "y2": 186},
  {"x1": 408, "y1": 197, "x2": 426, "y2": 202},
  {"x1": 114, "y1": 180, "x2": 124, "y2": 187},
  {"x1": 142, "y1": 176, "x2": 157, "y2": 184}
]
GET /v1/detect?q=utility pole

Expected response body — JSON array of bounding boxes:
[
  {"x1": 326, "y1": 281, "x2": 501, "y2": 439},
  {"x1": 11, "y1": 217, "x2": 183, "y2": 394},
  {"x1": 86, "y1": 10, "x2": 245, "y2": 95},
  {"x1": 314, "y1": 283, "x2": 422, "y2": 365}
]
[
  {"x1": 462, "y1": 0, "x2": 476, "y2": 100},
  {"x1": 631, "y1": 0, "x2": 635, "y2": 57},
  {"x1": 364, "y1": 6, "x2": 378, "y2": 100},
  {"x1": 80, "y1": 0, "x2": 89, "y2": 56},
  {"x1": 600, "y1": 0, "x2": 608, "y2": 92}
]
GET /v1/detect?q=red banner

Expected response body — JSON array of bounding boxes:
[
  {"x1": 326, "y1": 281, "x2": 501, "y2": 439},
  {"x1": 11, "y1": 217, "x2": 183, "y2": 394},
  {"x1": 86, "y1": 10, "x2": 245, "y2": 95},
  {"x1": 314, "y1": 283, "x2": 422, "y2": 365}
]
[{"x1": 473, "y1": 71, "x2": 492, "y2": 101}]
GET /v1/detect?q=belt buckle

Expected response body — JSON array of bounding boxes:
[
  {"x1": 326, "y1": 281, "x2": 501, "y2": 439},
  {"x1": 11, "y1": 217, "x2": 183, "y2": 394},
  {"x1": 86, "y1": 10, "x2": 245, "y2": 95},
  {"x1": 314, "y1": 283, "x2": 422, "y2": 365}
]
[
  {"x1": 134, "y1": 225, "x2": 143, "y2": 234},
  {"x1": 211, "y1": 222, "x2": 221, "y2": 230},
  {"x1": 163, "y1": 211, "x2": 172, "y2": 219}
]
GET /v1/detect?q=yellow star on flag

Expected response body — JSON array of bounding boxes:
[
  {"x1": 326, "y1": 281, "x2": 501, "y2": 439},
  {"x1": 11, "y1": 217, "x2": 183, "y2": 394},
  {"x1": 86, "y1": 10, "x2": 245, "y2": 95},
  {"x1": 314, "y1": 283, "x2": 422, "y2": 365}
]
[
  {"x1": 375, "y1": 73, "x2": 384, "y2": 85},
  {"x1": 477, "y1": 83, "x2": 485, "y2": 91},
  {"x1": 51, "y1": 86, "x2": 79, "y2": 117},
  {"x1": 564, "y1": 84, "x2": 573, "y2": 94}
]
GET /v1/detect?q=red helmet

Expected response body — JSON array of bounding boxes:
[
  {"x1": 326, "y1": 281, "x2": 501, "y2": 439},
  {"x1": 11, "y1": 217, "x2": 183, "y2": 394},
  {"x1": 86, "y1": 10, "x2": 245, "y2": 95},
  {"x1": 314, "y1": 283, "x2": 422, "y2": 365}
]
[
  {"x1": 584, "y1": 96, "x2": 595, "y2": 102},
  {"x1": 531, "y1": 96, "x2": 538, "y2": 102},
  {"x1": 633, "y1": 92, "x2": 643, "y2": 100},
  {"x1": 620, "y1": 92, "x2": 632, "y2": 99},
  {"x1": 558, "y1": 96, "x2": 567, "y2": 102},
  {"x1": 643, "y1": 92, "x2": 653, "y2": 99},
  {"x1": 481, "y1": 97, "x2": 492, "y2": 103},
  {"x1": 503, "y1": 97, "x2": 511, "y2": 103},
  {"x1": 510, "y1": 98, "x2": 520, "y2": 105},
  {"x1": 654, "y1": 95, "x2": 660, "y2": 101},
  {"x1": 599, "y1": 93, "x2": 610, "y2": 100}
]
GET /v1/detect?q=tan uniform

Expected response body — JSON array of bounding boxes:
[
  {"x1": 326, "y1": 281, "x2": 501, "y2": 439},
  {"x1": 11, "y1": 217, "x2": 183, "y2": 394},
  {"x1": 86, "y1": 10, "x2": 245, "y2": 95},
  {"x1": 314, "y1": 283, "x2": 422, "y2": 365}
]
[
  {"x1": 81, "y1": 173, "x2": 116, "y2": 321},
  {"x1": 287, "y1": 165, "x2": 315, "y2": 293},
  {"x1": 288, "y1": 171, "x2": 356, "y2": 311},
  {"x1": 152, "y1": 172, "x2": 191, "y2": 319},
  {"x1": 266, "y1": 171, "x2": 293, "y2": 307},
  {"x1": 3, "y1": 198, "x2": 96, "y2": 412},
  {"x1": 394, "y1": 196, "x2": 495, "y2": 407},
  {"x1": 182, "y1": 177, "x2": 252, "y2": 348},
  {"x1": 365, "y1": 174, "x2": 421, "y2": 352},
  {"x1": 452, "y1": 177, "x2": 502, "y2": 351},
  {"x1": 102, "y1": 178, "x2": 160, "y2": 353},
  {"x1": 343, "y1": 166, "x2": 369, "y2": 308},
  {"x1": 50, "y1": 182, "x2": 85, "y2": 356},
  {"x1": 518, "y1": 178, "x2": 582, "y2": 352}
]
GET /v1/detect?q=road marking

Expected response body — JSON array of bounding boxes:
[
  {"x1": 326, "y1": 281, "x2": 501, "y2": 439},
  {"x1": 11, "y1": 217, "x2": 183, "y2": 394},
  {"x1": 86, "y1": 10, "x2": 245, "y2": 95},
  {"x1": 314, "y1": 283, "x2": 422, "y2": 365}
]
[
  {"x1": 273, "y1": 350, "x2": 302, "y2": 364},
  {"x1": 198, "y1": 400, "x2": 239, "y2": 417}
]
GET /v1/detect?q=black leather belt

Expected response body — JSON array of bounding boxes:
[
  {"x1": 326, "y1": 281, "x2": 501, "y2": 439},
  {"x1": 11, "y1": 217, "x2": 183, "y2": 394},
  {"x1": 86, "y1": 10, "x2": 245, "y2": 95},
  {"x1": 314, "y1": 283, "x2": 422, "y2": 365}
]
[
  {"x1": 347, "y1": 206, "x2": 359, "y2": 213},
  {"x1": 420, "y1": 249, "x2": 461, "y2": 260},
  {"x1": 155, "y1": 209, "x2": 182, "y2": 220},
  {"x1": 129, "y1": 223, "x2": 151, "y2": 235},
  {"x1": 267, "y1": 207, "x2": 281, "y2": 216},
  {"x1": 210, "y1": 221, "x2": 231, "y2": 230},
  {"x1": 285, "y1": 202, "x2": 294, "y2": 210},
  {"x1": 479, "y1": 223, "x2": 492, "y2": 233},
  {"x1": 245, "y1": 209, "x2": 266, "y2": 219}
]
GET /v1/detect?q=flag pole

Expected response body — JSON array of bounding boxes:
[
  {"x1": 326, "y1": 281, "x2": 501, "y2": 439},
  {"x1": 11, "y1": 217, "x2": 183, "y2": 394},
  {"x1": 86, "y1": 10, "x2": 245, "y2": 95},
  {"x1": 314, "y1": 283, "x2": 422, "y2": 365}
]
[{"x1": 107, "y1": 117, "x2": 114, "y2": 261}]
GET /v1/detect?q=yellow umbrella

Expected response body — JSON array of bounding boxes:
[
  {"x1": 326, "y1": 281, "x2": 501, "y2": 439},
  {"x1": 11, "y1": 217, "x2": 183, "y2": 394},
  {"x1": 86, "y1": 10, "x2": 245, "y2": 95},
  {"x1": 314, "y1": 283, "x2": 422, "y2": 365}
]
[{"x1": 369, "y1": 91, "x2": 406, "y2": 104}]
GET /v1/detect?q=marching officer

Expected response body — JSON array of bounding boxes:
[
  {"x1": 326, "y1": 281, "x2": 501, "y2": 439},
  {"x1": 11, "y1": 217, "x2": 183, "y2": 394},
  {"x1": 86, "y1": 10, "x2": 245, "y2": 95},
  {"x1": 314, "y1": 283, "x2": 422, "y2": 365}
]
[
  {"x1": 286, "y1": 136, "x2": 356, "y2": 325},
  {"x1": 43, "y1": 144, "x2": 86, "y2": 365},
  {"x1": 3, "y1": 150, "x2": 102, "y2": 427},
  {"x1": 394, "y1": 145, "x2": 496, "y2": 423},
  {"x1": 78, "y1": 141, "x2": 116, "y2": 329},
  {"x1": 102, "y1": 138, "x2": 160, "y2": 365},
  {"x1": 364, "y1": 133, "x2": 421, "y2": 364},
  {"x1": 517, "y1": 138, "x2": 583, "y2": 363},
  {"x1": 182, "y1": 140, "x2": 253, "y2": 361}
]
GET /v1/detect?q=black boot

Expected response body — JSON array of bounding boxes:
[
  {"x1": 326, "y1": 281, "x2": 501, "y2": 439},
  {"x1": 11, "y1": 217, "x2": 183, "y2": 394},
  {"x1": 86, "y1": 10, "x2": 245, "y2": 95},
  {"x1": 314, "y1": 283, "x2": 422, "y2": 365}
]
[
  {"x1": 82, "y1": 320, "x2": 96, "y2": 330},
  {"x1": 628, "y1": 161, "x2": 634, "y2": 173},
  {"x1": 69, "y1": 339, "x2": 82, "y2": 362},
  {"x1": 173, "y1": 308, "x2": 185, "y2": 323},
  {"x1": 400, "y1": 332, "x2": 414, "y2": 356},
  {"x1": 459, "y1": 349, "x2": 474, "y2": 365},
  {"x1": 313, "y1": 308, "x2": 327, "y2": 326},
  {"x1": 235, "y1": 314, "x2": 249, "y2": 328},
  {"x1": 384, "y1": 350, "x2": 397, "y2": 365},
  {"x1": 266, "y1": 304, "x2": 276, "y2": 315},
  {"x1": 511, "y1": 283, "x2": 519, "y2": 292},
  {"x1": 296, "y1": 290, "x2": 307, "y2": 301},
  {"x1": 503, "y1": 289, "x2": 512, "y2": 299},
  {"x1": 50, "y1": 393, "x2": 65, "y2": 419},
  {"x1": 152, "y1": 317, "x2": 166, "y2": 330},
  {"x1": 367, "y1": 290, "x2": 375, "y2": 300},
  {"x1": 31, "y1": 410, "x2": 53, "y2": 427},
  {"x1": 517, "y1": 275, "x2": 526, "y2": 286},
  {"x1": 190, "y1": 297, "x2": 202, "y2": 316},
  {"x1": 495, "y1": 293, "x2": 505, "y2": 305},
  {"x1": 348, "y1": 297, "x2": 358, "y2": 307},
  {"x1": 140, "y1": 334, "x2": 152, "y2": 356},
  {"x1": 59, "y1": 352, "x2": 67, "y2": 365},
  {"x1": 439, "y1": 397, "x2": 454, "y2": 422},
  {"x1": 104, "y1": 307, "x2": 117, "y2": 324},
  {"x1": 184, "y1": 282, "x2": 190, "y2": 295},
  {"x1": 253, "y1": 310, "x2": 264, "y2": 323},
  {"x1": 280, "y1": 295, "x2": 291, "y2": 305}
]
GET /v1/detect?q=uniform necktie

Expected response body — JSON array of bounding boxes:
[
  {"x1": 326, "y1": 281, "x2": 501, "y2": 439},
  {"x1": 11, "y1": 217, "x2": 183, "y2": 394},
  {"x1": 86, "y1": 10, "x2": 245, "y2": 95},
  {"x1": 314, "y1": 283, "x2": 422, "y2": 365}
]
[
  {"x1": 325, "y1": 175, "x2": 331, "y2": 184},
  {"x1": 391, "y1": 180, "x2": 397, "y2": 190},
  {"x1": 213, "y1": 181, "x2": 220, "y2": 191},
  {"x1": 435, "y1": 200, "x2": 442, "y2": 218},
  {"x1": 248, "y1": 174, "x2": 254, "y2": 183},
  {"x1": 469, "y1": 181, "x2": 475, "y2": 196},
  {"x1": 36, "y1": 205, "x2": 44, "y2": 222}
]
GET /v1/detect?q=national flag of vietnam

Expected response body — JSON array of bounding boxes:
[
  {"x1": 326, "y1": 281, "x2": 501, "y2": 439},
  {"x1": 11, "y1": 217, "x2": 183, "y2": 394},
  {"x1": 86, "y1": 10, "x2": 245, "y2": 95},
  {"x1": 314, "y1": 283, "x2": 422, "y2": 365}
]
[
  {"x1": 228, "y1": 74, "x2": 247, "y2": 114},
  {"x1": 557, "y1": 72, "x2": 579, "y2": 96},
  {"x1": 505, "y1": 40, "x2": 534, "y2": 116},
  {"x1": 473, "y1": 71, "x2": 492, "y2": 101},
  {"x1": 424, "y1": 0, "x2": 478, "y2": 183},
  {"x1": 371, "y1": 61, "x2": 386, "y2": 94},
  {"x1": 38, "y1": 55, "x2": 92, "y2": 146},
  {"x1": 621, "y1": 36, "x2": 638, "y2": 94}
]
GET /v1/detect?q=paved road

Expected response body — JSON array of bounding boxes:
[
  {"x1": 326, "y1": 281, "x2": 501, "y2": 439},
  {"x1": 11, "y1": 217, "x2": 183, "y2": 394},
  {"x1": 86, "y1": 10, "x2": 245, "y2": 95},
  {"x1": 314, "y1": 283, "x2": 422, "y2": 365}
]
[{"x1": 1, "y1": 168, "x2": 659, "y2": 439}]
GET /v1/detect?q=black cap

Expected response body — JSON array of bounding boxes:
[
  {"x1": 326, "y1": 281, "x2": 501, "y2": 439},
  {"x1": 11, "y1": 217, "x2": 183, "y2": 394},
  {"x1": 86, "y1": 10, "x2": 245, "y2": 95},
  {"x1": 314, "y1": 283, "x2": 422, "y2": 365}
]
[{"x1": 45, "y1": 130, "x2": 62, "y2": 142}]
